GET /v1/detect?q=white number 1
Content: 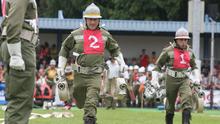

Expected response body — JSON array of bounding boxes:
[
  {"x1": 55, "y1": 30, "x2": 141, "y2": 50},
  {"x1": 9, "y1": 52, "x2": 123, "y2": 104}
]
[
  {"x1": 89, "y1": 35, "x2": 100, "y2": 49},
  {"x1": 180, "y1": 54, "x2": 186, "y2": 64}
]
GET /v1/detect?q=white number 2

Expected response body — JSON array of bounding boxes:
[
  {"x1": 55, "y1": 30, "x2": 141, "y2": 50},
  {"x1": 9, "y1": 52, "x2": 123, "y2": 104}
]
[
  {"x1": 89, "y1": 35, "x2": 100, "y2": 49},
  {"x1": 180, "y1": 54, "x2": 186, "y2": 64}
]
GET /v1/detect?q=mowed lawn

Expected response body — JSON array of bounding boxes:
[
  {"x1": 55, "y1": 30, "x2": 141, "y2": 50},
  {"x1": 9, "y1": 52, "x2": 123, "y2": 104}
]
[{"x1": 0, "y1": 107, "x2": 220, "y2": 124}]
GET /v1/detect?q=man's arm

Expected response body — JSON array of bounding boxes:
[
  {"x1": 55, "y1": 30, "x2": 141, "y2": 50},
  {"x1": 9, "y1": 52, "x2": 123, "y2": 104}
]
[
  {"x1": 154, "y1": 49, "x2": 168, "y2": 72},
  {"x1": 151, "y1": 49, "x2": 168, "y2": 88},
  {"x1": 105, "y1": 33, "x2": 120, "y2": 58},
  {"x1": 58, "y1": 33, "x2": 75, "y2": 75}
]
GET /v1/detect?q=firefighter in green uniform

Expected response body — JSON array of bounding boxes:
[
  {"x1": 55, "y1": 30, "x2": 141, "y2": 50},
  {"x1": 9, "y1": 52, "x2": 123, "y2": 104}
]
[
  {"x1": 151, "y1": 27, "x2": 200, "y2": 124},
  {"x1": 57, "y1": 3, "x2": 126, "y2": 124},
  {"x1": 0, "y1": 0, "x2": 38, "y2": 123}
]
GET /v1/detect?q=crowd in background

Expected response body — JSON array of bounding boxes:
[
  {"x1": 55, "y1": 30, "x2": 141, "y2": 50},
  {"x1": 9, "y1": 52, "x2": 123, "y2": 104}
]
[
  {"x1": 0, "y1": 44, "x2": 220, "y2": 88},
  {"x1": 1, "y1": 44, "x2": 220, "y2": 108}
]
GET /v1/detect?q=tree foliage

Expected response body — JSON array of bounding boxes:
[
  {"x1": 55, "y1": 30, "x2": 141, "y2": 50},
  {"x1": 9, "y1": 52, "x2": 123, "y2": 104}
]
[{"x1": 37, "y1": 0, "x2": 220, "y2": 21}]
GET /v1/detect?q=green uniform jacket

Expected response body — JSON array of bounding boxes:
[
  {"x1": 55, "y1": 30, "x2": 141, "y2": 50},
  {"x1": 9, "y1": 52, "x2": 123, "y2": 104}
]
[
  {"x1": 154, "y1": 44, "x2": 197, "y2": 72},
  {"x1": 59, "y1": 26, "x2": 120, "y2": 67}
]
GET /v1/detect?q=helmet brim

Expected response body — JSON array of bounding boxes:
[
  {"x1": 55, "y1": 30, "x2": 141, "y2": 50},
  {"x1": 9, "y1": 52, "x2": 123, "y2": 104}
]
[
  {"x1": 174, "y1": 36, "x2": 190, "y2": 40},
  {"x1": 83, "y1": 15, "x2": 102, "y2": 19}
]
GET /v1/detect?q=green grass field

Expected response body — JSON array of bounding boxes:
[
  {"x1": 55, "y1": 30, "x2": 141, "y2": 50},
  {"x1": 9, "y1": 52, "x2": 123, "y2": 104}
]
[{"x1": 0, "y1": 107, "x2": 220, "y2": 124}]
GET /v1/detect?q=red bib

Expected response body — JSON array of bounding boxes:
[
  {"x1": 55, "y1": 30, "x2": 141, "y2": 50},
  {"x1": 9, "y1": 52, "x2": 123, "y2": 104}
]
[
  {"x1": 83, "y1": 30, "x2": 104, "y2": 54},
  {"x1": 173, "y1": 48, "x2": 190, "y2": 69}
]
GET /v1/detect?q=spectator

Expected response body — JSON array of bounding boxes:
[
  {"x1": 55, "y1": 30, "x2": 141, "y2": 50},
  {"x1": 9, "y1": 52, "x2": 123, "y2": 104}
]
[
  {"x1": 149, "y1": 51, "x2": 157, "y2": 64},
  {"x1": 105, "y1": 57, "x2": 120, "y2": 109},
  {"x1": 139, "y1": 49, "x2": 149, "y2": 67},
  {"x1": 50, "y1": 44, "x2": 57, "y2": 60},
  {"x1": 38, "y1": 45, "x2": 46, "y2": 60},
  {"x1": 212, "y1": 67, "x2": 220, "y2": 90},
  {"x1": 215, "y1": 73, "x2": 220, "y2": 90},
  {"x1": 201, "y1": 60, "x2": 210, "y2": 77},
  {"x1": 44, "y1": 42, "x2": 49, "y2": 56},
  {"x1": 39, "y1": 59, "x2": 48, "y2": 69},
  {"x1": 131, "y1": 57, "x2": 138, "y2": 66},
  {"x1": 201, "y1": 74, "x2": 210, "y2": 90},
  {"x1": 0, "y1": 65, "x2": 5, "y2": 83}
]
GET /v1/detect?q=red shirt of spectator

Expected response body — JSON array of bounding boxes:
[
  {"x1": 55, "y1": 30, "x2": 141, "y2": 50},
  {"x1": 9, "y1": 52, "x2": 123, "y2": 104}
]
[{"x1": 139, "y1": 49, "x2": 149, "y2": 67}]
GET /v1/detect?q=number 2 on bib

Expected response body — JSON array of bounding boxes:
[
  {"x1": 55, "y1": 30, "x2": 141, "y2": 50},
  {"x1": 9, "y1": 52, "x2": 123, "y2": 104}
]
[
  {"x1": 83, "y1": 30, "x2": 104, "y2": 54},
  {"x1": 89, "y1": 35, "x2": 100, "y2": 49}
]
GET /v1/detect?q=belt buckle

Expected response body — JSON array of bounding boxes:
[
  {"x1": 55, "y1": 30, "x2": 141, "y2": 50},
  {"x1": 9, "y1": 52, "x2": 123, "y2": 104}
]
[
  {"x1": 77, "y1": 66, "x2": 81, "y2": 73},
  {"x1": 174, "y1": 71, "x2": 177, "y2": 77}
]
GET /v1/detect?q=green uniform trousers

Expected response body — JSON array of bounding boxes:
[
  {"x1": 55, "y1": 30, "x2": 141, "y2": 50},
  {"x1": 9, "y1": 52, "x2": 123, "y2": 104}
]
[
  {"x1": 165, "y1": 75, "x2": 192, "y2": 113},
  {"x1": 1, "y1": 39, "x2": 36, "y2": 124},
  {"x1": 73, "y1": 72, "x2": 101, "y2": 119}
]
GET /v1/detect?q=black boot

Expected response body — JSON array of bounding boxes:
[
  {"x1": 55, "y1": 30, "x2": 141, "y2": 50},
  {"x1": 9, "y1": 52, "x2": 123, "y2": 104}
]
[
  {"x1": 182, "y1": 109, "x2": 191, "y2": 124},
  {"x1": 165, "y1": 113, "x2": 174, "y2": 124},
  {"x1": 84, "y1": 117, "x2": 96, "y2": 124}
]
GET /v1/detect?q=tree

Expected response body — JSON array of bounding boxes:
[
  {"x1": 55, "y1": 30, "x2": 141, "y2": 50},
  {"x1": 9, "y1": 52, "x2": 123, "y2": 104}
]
[{"x1": 37, "y1": 0, "x2": 220, "y2": 21}]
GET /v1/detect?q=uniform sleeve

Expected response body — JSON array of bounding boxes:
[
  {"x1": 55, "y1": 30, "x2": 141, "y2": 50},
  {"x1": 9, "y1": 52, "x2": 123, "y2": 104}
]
[
  {"x1": 59, "y1": 34, "x2": 75, "y2": 58},
  {"x1": 154, "y1": 49, "x2": 169, "y2": 72},
  {"x1": 190, "y1": 52, "x2": 198, "y2": 70},
  {"x1": 6, "y1": 0, "x2": 29, "y2": 44},
  {"x1": 105, "y1": 34, "x2": 120, "y2": 57}
]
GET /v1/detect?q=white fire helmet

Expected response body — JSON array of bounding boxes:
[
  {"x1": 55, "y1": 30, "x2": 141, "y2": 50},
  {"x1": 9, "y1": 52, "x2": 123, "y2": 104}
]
[
  {"x1": 174, "y1": 27, "x2": 190, "y2": 40},
  {"x1": 83, "y1": 3, "x2": 102, "y2": 19}
]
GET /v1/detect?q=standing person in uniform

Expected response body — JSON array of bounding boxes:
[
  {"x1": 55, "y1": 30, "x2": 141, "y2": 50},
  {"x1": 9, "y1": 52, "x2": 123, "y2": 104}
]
[
  {"x1": 57, "y1": 3, "x2": 126, "y2": 124},
  {"x1": 152, "y1": 27, "x2": 200, "y2": 124},
  {"x1": 0, "y1": 0, "x2": 38, "y2": 123}
]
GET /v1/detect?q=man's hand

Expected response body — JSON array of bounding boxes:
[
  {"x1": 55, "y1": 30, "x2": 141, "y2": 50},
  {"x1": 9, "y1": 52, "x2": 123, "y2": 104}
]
[
  {"x1": 7, "y1": 42, "x2": 25, "y2": 71},
  {"x1": 9, "y1": 56, "x2": 25, "y2": 70}
]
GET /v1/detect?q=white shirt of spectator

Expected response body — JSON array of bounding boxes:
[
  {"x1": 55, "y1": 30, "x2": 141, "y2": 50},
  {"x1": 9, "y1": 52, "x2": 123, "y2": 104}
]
[
  {"x1": 106, "y1": 60, "x2": 120, "y2": 79},
  {"x1": 122, "y1": 71, "x2": 129, "y2": 80}
]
